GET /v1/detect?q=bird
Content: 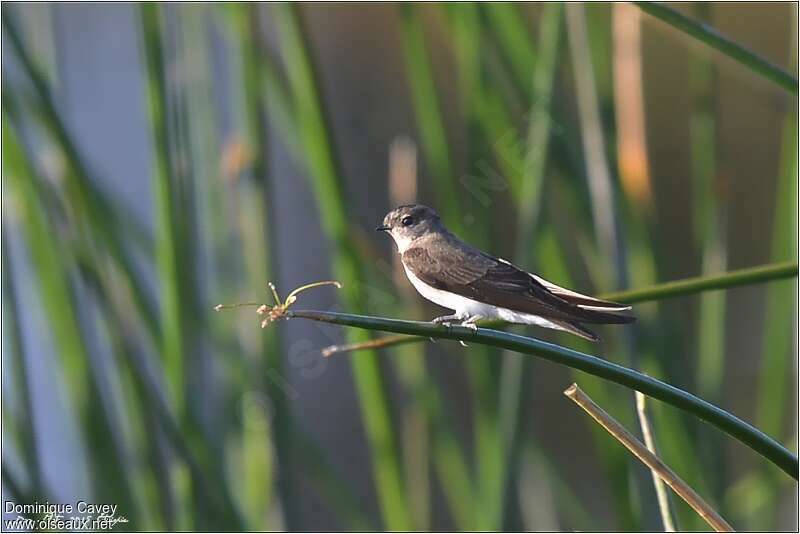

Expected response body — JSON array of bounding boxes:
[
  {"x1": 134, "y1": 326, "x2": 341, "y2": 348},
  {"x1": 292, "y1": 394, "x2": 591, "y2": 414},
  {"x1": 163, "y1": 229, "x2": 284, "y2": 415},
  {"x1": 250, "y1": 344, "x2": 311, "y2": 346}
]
[{"x1": 375, "y1": 204, "x2": 635, "y2": 341}]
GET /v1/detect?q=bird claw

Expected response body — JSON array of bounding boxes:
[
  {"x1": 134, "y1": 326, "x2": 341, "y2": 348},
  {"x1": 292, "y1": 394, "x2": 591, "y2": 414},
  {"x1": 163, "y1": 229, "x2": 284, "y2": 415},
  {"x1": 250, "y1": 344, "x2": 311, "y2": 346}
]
[
  {"x1": 432, "y1": 316, "x2": 457, "y2": 328},
  {"x1": 433, "y1": 315, "x2": 476, "y2": 345}
]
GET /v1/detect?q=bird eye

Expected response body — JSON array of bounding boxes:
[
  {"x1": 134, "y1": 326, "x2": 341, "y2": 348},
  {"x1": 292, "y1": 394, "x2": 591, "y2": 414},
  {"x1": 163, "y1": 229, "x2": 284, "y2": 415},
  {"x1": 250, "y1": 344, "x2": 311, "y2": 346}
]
[{"x1": 401, "y1": 216, "x2": 414, "y2": 226}]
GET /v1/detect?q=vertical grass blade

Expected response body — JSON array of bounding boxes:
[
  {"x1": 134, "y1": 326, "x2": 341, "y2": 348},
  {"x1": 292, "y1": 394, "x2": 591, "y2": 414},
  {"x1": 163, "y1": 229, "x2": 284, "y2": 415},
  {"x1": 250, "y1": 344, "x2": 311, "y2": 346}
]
[
  {"x1": 379, "y1": 64, "x2": 475, "y2": 527},
  {"x1": 565, "y1": 7, "x2": 641, "y2": 525},
  {"x1": 387, "y1": 139, "x2": 431, "y2": 530},
  {"x1": 399, "y1": 5, "x2": 463, "y2": 234},
  {"x1": 140, "y1": 8, "x2": 245, "y2": 529},
  {"x1": 89, "y1": 272, "x2": 242, "y2": 529},
  {"x1": 1, "y1": 228, "x2": 42, "y2": 495},
  {"x1": 686, "y1": 4, "x2": 727, "y2": 519},
  {"x1": 535, "y1": 223, "x2": 638, "y2": 530},
  {"x1": 482, "y1": 3, "x2": 537, "y2": 97},
  {"x1": 235, "y1": 4, "x2": 294, "y2": 527},
  {"x1": 495, "y1": 4, "x2": 564, "y2": 530},
  {"x1": 566, "y1": 3, "x2": 622, "y2": 286},
  {"x1": 3, "y1": 118, "x2": 90, "y2": 425},
  {"x1": 273, "y1": 5, "x2": 410, "y2": 529},
  {"x1": 3, "y1": 117, "x2": 141, "y2": 523},
  {"x1": 447, "y1": 5, "x2": 505, "y2": 528},
  {"x1": 635, "y1": 392, "x2": 677, "y2": 531},
  {"x1": 690, "y1": 17, "x2": 726, "y2": 402},
  {"x1": 516, "y1": 4, "x2": 563, "y2": 243},
  {"x1": 140, "y1": 3, "x2": 185, "y2": 416},
  {"x1": 1, "y1": 11, "x2": 161, "y2": 343},
  {"x1": 755, "y1": 121, "x2": 797, "y2": 439}
]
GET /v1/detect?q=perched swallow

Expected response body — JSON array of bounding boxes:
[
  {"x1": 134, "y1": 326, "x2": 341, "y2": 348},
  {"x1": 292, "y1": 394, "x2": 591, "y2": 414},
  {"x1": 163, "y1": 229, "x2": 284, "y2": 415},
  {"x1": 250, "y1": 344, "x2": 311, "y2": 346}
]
[{"x1": 376, "y1": 204, "x2": 635, "y2": 341}]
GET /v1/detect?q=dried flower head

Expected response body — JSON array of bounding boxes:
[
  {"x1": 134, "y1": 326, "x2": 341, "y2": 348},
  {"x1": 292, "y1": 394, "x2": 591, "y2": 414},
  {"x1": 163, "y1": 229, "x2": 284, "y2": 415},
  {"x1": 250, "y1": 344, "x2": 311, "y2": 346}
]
[{"x1": 215, "y1": 280, "x2": 342, "y2": 328}]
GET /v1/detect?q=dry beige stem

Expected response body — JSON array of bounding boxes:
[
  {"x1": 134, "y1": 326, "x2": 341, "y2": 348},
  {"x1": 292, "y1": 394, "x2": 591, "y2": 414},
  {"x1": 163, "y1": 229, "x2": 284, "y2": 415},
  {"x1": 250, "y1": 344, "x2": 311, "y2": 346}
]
[{"x1": 564, "y1": 383, "x2": 734, "y2": 533}]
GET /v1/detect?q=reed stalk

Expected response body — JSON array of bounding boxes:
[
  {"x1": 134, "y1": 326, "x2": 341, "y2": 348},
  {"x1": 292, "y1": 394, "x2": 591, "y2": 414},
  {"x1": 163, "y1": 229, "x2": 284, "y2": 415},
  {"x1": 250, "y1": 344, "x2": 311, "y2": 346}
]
[
  {"x1": 566, "y1": 384, "x2": 734, "y2": 532},
  {"x1": 273, "y1": 5, "x2": 410, "y2": 528},
  {"x1": 285, "y1": 309, "x2": 799, "y2": 479},
  {"x1": 635, "y1": 2, "x2": 797, "y2": 93}
]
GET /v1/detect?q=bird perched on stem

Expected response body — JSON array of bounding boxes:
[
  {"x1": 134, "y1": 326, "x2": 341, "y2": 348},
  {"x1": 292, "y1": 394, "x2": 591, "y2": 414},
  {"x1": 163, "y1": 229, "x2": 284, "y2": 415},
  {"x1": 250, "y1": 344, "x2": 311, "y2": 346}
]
[{"x1": 376, "y1": 204, "x2": 635, "y2": 341}]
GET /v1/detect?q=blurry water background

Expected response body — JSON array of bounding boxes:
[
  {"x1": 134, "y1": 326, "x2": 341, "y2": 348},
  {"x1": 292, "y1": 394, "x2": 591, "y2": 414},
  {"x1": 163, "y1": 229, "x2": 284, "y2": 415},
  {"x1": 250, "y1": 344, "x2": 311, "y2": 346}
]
[{"x1": 1, "y1": 3, "x2": 797, "y2": 531}]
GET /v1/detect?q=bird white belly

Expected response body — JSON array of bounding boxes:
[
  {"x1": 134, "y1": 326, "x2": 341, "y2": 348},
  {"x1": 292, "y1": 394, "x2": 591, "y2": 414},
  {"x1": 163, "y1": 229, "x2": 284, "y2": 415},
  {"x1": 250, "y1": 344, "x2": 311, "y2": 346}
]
[
  {"x1": 402, "y1": 266, "x2": 570, "y2": 332},
  {"x1": 403, "y1": 266, "x2": 480, "y2": 313}
]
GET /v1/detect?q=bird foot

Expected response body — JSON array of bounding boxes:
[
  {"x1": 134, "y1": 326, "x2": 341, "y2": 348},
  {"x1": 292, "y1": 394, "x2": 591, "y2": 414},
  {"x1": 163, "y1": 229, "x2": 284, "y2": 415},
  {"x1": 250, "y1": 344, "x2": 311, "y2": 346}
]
[{"x1": 432, "y1": 314, "x2": 461, "y2": 328}]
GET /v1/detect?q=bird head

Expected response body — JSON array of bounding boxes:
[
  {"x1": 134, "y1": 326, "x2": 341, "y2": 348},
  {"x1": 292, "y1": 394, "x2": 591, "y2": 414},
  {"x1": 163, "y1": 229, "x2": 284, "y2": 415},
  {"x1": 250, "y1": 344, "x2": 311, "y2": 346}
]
[{"x1": 376, "y1": 204, "x2": 442, "y2": 252}]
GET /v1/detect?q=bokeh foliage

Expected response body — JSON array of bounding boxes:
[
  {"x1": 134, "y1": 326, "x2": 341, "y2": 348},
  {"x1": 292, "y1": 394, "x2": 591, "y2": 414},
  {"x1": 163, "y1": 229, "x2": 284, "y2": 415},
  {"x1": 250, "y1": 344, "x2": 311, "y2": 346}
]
[{"x1": 2, "y1": 3, "x2": 797, "y2": 531}]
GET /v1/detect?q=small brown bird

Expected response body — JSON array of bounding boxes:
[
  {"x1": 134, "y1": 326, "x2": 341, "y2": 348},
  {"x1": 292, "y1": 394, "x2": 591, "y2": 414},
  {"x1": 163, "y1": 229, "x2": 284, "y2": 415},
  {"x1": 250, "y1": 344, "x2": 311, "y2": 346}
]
[{"x1": 376, "y1": 204, "x2": 635, "y2": 341}]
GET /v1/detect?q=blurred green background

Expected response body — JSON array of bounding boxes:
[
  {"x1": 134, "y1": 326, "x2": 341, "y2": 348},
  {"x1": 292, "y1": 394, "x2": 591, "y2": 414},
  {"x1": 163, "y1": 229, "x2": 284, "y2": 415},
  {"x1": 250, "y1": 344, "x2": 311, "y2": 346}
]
[{"x1": 1, "y1": 2, "x2": 797, "y2": 531}]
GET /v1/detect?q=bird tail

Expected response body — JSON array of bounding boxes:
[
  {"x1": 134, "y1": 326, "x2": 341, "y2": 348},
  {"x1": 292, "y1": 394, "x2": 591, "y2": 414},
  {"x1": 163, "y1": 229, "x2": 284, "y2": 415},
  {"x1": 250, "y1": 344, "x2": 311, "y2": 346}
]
[
  {"x1": 530, "y1": 273, "x2": 635, "y2": 325},
  {"x1": 550, "y1": 320, "x2": 600, "y2": 342},
  {"x1": 577, "y1": 308, "x2": 637, "y2": 325}
]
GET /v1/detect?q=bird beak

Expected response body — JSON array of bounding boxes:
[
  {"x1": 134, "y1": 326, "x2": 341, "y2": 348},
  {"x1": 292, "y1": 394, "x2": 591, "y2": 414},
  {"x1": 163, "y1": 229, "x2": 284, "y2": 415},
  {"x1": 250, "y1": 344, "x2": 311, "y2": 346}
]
[{"x1": 375, "y1": 225, "x2": 390, "y2": 232}]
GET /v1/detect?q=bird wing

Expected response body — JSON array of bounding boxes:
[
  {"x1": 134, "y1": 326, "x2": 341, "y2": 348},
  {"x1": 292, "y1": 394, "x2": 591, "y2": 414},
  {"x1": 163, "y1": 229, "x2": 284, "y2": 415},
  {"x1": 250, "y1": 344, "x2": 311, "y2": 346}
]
[
  {"x1": 530, "y1": 274, "x2": 632, "y2": 312},
  {"x1": 402, "y1": 236, "x2": 634, "y2": 325},
  {"x1": 403, "y1": 240, "x2": 590, "y2": 322}
]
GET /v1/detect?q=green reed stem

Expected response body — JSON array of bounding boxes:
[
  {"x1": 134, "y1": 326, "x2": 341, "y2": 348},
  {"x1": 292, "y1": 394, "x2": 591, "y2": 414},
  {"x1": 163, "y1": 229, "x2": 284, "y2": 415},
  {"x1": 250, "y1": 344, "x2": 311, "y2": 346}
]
[
  {"x1": 140, "y1": 3, "x2": 185, "y2": 416},
  {"x1": 4, "y1": 117, "x2": 142, "y2": 523},
  {"x1": 635, "y1": 2, "x2": 797, "y2": 93},
  {"x1": 1, "y1": 229, "x2": 42, "y2": 495},
  {"x1": 285, "y1": 309, "x2": 798, "y2": 480},
  {"x1": 1, "y1": 11, "x2": 160, "y2": 343},
  {"x1": 602, "y1": 261, "x2": 797, "y2": 304},
  {"x1": 399, "y1": 5, "x2": 463, "y2": 234},
  {"x1": 237, "y1": 5, "x2": 295, "y2": 528},
  {"x1": 273, "y1": 5, "x2": 410, "y2": 529},
  {"x1": 756, "y1": 122, "x2": 798, "y2": 438}
]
